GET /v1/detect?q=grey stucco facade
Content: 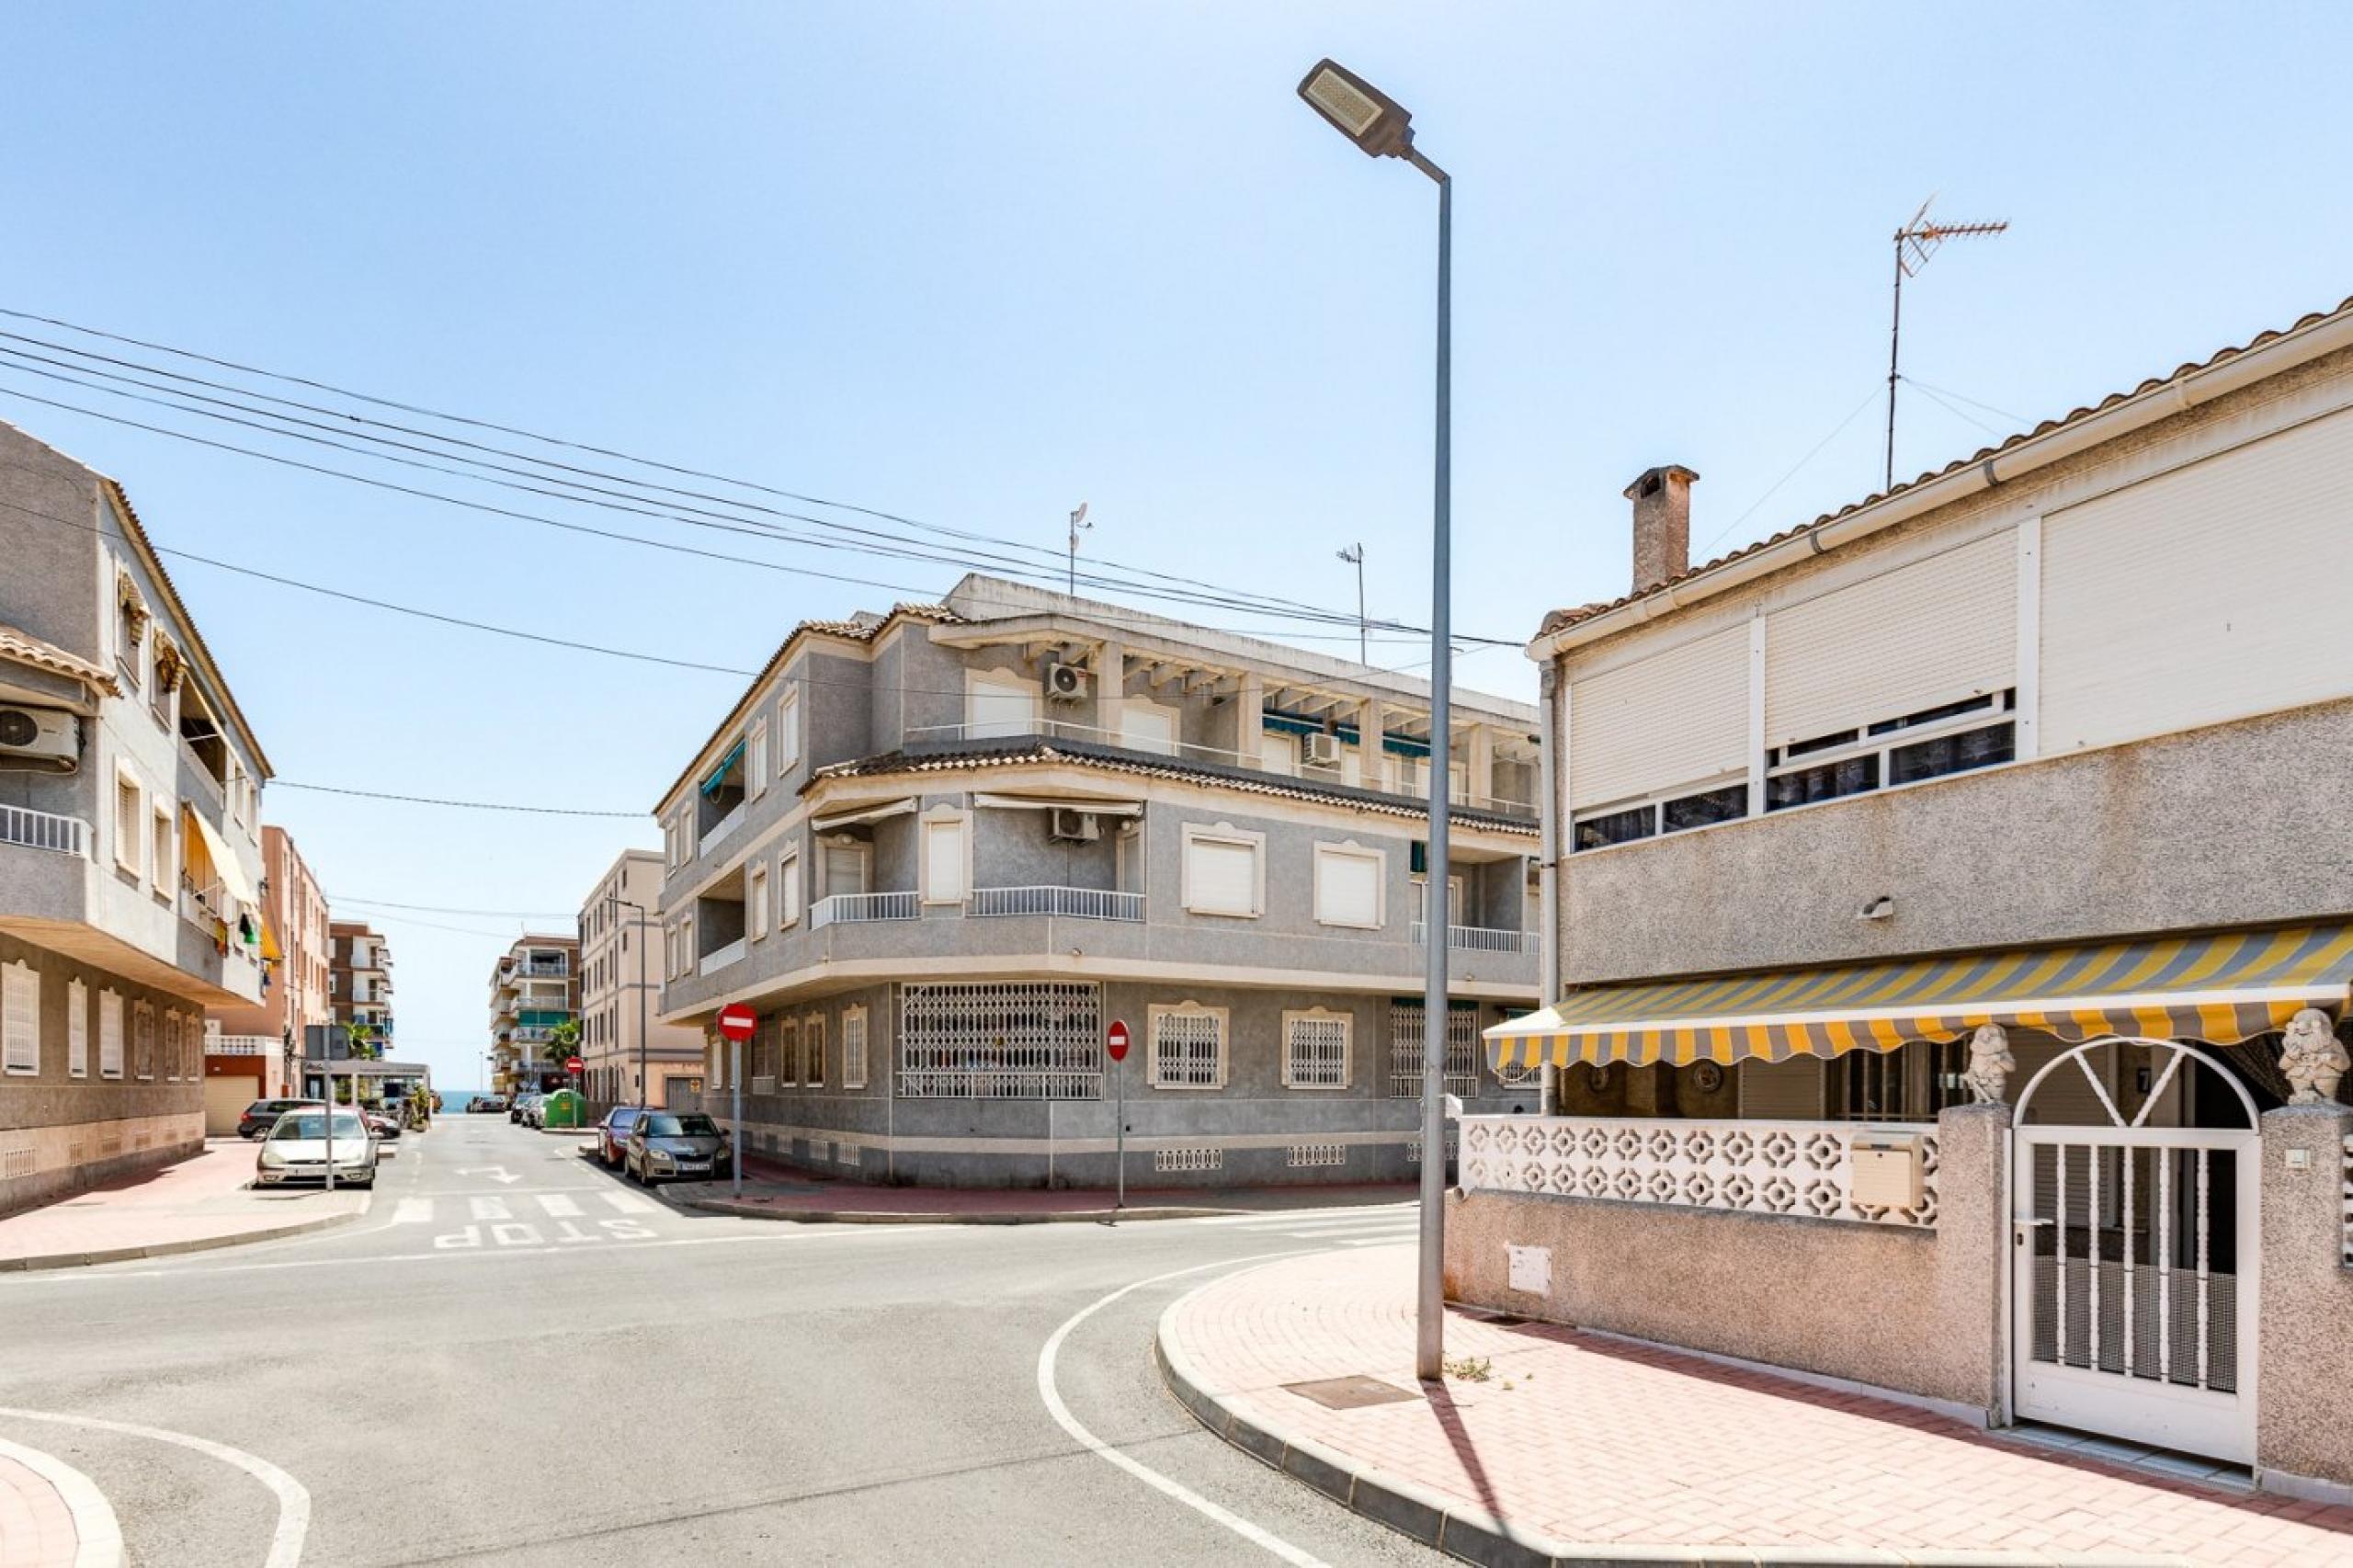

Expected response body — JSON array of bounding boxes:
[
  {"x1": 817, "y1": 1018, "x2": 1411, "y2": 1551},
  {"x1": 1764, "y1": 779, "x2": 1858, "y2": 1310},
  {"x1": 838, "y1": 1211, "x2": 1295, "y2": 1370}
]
[{"x1": 653, "y1": 575, "x2": 1542, "y2": 1187}]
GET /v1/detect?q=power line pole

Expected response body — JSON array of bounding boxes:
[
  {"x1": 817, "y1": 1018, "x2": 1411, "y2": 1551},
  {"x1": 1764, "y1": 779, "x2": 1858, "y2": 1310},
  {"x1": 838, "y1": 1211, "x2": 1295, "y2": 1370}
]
[
  {"x1": 1066, "y1": 502, "x2": 1090, "y2": 594},
  {"x1": 1885, "y1": 199, "x2": 2007, "y2": 492},
  {"x1": 1336, "y1": 544, "x2": 1367, "y2": 663}
]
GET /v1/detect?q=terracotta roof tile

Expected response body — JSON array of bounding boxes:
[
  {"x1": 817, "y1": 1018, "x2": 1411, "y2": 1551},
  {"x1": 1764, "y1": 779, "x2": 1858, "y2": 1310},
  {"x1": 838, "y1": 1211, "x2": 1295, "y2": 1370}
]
[
  {"x1": 1539, "y1": 292, "x2": 2353, "y2": 638},
  {"x1": 0, "y1": 621, "x2": 121, "y2": 699}
]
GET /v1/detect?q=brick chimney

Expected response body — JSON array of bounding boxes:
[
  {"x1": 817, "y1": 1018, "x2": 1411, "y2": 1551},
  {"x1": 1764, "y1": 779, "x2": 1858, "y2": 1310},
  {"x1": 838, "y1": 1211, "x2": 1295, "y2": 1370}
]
[{"x1": 1624, "y1": 464, "x2": 1699, "y2": 593}]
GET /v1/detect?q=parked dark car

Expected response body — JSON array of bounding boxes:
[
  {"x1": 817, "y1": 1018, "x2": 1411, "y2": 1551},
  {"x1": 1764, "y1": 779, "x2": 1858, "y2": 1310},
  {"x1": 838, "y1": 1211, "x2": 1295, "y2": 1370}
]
[
  {"x1": 509, "y1": 1093, "x2": 540, "y2": 1125},
  {"x1": 469, "y1": 1096, "x2": 507, "y2": 1115},
  {"x1": 625, "y1": 1112, "x2": 732, "y2": 1186},
  {"x1": 361, "y1": 1108, "x2": 402, "y2": 1141},
  {"x1": 237, "y1": 1098, "x2": 324, "y2": 1140},
  {"x1": 595, "y1": 1106, "x2": 642, "y2": 1169}
]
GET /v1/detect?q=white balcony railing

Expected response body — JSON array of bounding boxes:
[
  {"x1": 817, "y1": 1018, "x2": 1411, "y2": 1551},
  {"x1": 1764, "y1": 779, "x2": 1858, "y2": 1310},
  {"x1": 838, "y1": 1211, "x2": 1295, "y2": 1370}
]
[
  {"x1": 699, "y1": 937, "x2": 747, "y2": 975},
  {"x1": 698, "y1": 802, "x2": 745, "y2": 858},
  {"x1": 1411, "y1": 922, "x2": 1540, "y2": 955},
  {"x1": 210, "y1": 1035, "x2": 276, "y2": 1057},
  {"x1": 0, "y1": 803, "x2": 88, "y2": 858},
  {"x1": 811, "y1": 892, "x2": 919, "y2": 928},
  {"x1": 969, "y1": 886, "x2": 1144, "y2": 922}
]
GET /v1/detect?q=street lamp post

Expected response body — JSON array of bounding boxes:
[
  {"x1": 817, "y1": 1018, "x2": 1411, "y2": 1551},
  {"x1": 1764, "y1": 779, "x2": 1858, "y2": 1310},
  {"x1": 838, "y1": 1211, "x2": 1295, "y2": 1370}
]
[{"x1": 1297, "y1": 57, "x2": 1454, "y2": 1382}]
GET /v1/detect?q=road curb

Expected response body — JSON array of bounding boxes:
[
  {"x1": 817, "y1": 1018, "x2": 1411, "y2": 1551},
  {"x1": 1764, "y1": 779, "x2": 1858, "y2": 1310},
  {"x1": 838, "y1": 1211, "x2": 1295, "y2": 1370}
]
[
  {"x1": 0, "y1": 1433, "x2": 124, "y2": 1568},
  {"x1": 0, "y1": 1198, "x2": 370, "y2": 1274},
  {"x1": 1151, "y1": 1278, "x2": 2077, "y2": 1568},
  {"x1": 676, "y1": 1196, "x2": 1243, "y2": 1225}
]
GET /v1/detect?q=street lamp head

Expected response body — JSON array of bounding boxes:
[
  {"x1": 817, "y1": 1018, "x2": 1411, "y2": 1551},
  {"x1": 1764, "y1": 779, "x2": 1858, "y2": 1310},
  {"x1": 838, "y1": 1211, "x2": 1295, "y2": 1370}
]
[{"x1": 1298, "y1": 59, "x2": 1415, "y2": 160}]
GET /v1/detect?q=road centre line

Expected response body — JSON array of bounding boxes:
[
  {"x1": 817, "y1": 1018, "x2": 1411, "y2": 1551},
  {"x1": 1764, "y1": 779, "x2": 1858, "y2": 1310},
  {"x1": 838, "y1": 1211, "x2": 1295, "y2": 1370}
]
[
  {"x1": 0, "y1": 1405, "x2": 309, "y2": 1568},
  {"x1": 1037, "y1": 1253, "x2": 1328, "y2": 1567}
]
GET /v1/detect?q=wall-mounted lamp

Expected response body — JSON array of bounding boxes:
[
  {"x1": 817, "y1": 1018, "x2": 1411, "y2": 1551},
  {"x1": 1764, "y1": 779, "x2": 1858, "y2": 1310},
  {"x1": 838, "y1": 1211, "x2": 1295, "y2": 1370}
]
[{"x1": 1857, "y1": 895, "x2": 1896, "y2": 922}]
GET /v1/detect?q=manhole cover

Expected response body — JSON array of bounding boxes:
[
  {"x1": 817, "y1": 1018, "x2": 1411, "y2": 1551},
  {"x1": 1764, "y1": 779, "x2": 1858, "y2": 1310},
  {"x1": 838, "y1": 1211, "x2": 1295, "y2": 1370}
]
[{"x1": 1283, "y1": 1375, "x2": 1419, "y2": 1410}]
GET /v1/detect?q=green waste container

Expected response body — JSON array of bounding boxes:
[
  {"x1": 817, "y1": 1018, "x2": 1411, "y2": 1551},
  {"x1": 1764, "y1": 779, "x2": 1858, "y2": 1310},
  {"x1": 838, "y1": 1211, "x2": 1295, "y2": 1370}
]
[{"x1": 541, "y1": 1088, "x2": 584, "y2": 1130}]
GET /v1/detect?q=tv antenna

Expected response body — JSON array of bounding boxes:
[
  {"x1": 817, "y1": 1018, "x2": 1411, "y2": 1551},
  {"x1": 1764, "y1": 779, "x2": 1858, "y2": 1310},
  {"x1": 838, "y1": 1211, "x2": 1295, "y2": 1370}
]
[
  {"x1": 1065, "y1": 502, "x2": 1091, "y2": 594},
  {"x1": 1885, "y1": 198, "x2": 2007, "y2": 491},
  {"x1": 1336, "y1": 543, "x2": 1367, "y2": 663}
]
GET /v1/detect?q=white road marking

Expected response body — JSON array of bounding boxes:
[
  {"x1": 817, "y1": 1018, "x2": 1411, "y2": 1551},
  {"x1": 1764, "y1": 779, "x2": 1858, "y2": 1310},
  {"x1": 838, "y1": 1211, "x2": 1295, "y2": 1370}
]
[
  {"x1": 0, "y1": 1432, "x2": 123, "y2": 1567},
  {"x1": 1037, "y1": 1254, "x2": 1327, "y2": 1567},
  {"x1": 460, "y1": 1166, "x2": 520, "y2": 1184},
  {"x1": 1188, "y1": 1205, "x2": 1414, "y2": 1227},
  {"x1": 537, "y1": 1194, "x2": 583, "y2": 1219},
  {"x1": 392, "y1": 1199, "x2": 433, "y2": 1225},
  {"x1": 0, "y1": 1405, "x2": 309, "y2": 1568},
  {"x1": 468, "y1": 1197, "x2": 512, "y2": 1221},
  {"x1": 1251, "y1": 1218, "x2": 1419, "y2": 1237},
  {"x1": 600, "y1": 1189, "x2": 657, "y2": 1215}
]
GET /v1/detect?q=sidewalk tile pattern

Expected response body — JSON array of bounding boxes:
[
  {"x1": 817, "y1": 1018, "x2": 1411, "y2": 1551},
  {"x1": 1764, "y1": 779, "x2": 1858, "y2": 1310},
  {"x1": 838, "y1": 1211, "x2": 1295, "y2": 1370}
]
[
  {"x1": 1165, "y1": 1245, "x2": 2353, "y2": 1565},
  {"x1": 0, "y1": 1138, "x2": 364, "y2": 1266},
  {"x1": 0, "y1": 1451, "x2": 79, "y2": 1568}
]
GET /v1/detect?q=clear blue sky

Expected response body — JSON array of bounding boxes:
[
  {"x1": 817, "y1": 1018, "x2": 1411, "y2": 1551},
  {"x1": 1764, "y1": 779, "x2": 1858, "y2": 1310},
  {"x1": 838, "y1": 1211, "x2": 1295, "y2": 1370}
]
[{"x1": 6, "y1": 2, "x2": 2347, "y2": 1092}]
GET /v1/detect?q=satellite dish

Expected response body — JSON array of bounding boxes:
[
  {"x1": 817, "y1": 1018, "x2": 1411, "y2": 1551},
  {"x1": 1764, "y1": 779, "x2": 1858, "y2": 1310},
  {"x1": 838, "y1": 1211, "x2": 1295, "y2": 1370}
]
[{"x1": 1071, "y1": 501, "x2": 1089, "y2": 528}]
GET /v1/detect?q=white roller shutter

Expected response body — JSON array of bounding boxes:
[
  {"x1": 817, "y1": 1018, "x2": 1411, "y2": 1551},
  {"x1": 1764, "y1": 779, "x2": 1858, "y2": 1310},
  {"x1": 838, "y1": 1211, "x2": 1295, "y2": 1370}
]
[
  {"x1": 922, "y1": 817, "x2": 968, "y2": 903},
  {"x1": 968, "y1": 673, "x2": 1038, "y2": 738},
  {"x1": 1185, "y1": 835, "x2": 1259, "y2": 916},
  {"x1": 1764, "y1": 529, "x2": 2016, "y2": 748},
  {"x1": 2041, "y1": 406, "x2": 2353, "y2": 754},
  {"x1": 1567, "y1": 623, "x2": 1748, "y2": 810},
  {"x1": 1313, "y1": 846, "x2": 1381, "y2": 927}
]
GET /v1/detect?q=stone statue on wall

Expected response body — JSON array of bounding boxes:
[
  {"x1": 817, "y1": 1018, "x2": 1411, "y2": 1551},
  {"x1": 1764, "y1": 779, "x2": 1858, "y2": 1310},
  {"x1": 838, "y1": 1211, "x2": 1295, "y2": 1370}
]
[
  {"x1": 1962, "y1": 1024, "x2": 2014, "y2": 1105},
  {"x1": 2279, "y1": 1008, "x2": 2349, "y2": 1105}
]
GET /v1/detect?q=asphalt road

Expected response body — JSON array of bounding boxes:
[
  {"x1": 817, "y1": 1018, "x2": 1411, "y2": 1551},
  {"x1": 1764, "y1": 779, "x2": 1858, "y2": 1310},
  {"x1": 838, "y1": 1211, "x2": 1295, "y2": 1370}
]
[{"x1": 0, "y1": 1117, "x2": 1444, "y2": 1566}]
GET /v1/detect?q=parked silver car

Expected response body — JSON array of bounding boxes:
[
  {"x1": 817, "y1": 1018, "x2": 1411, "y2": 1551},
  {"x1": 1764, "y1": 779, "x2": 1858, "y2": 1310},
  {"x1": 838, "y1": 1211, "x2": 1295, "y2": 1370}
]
[
  {"x1": 255, "y1": 1108, "x2": 378, "y2": 1188},
  {"x1": 624, "y1": 1112, "x2": 733, "y2": 1185}
]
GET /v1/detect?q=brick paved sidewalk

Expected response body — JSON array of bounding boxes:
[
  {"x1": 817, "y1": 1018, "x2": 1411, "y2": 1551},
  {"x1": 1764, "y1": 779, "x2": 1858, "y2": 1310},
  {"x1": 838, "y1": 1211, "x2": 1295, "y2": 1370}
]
[
  {"x1": 1160, "y1": 1245, "x2": 2353, "y2": 1565},
  {"x1": 0, "y1": 1139, "x2": 367, "y2": 1270},
  {"x1": 672, "y1": 1162, "x2": 1415, "y2": 1223},
  {"x1": 0, "y1": 1437, "x2": 119, "y2": 1568}
]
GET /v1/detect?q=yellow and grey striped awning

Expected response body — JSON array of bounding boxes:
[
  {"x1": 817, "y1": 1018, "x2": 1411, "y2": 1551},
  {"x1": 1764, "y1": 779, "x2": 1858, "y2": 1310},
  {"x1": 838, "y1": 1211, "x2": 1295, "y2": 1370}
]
[{"x1": 1486, "y1": 924, "x2": 2353, "y2": 1070}]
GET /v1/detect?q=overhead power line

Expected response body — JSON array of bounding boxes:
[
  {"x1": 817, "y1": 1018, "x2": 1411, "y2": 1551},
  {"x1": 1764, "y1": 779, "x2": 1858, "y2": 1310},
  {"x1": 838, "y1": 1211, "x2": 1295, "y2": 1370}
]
[{"x1": 273, "y1": 781, "x2": 643, "y2": 817}]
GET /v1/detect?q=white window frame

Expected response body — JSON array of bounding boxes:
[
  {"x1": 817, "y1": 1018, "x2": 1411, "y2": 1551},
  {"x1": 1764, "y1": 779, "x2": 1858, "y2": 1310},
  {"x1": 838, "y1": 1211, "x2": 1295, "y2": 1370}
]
[
  {"x1": 779, "y1": 848, "x2": 802, "y2": 928},
  {"x1": 1281, "y1": 1007, "x2": 1350, "y2": 1090},
  {"x1": 1120, "y1": 697, "x2": 1181, "y2": 756},
  {"x1": 1149, "y1": 1001, "x2": 1228, "y2": 1090},
  {"x1": 2, "y1": 960, "x2": 39, "y2": 1075},
  {"x1": 1412, "y1": 873, "x2": 1467, "y2": 928},
  {"x1": 98, "y1": 989, "x2": 123, "y2": 1079},
  {"x1": 133, "y1": 1000, "x2": 154, "y2": 1081},
  {"x1": 1761, "y1": 689, "x2": 2020, "y2": 818},
  {"x1": 114, "y1": 764, "x2": 143, "y2": 877},
  {"x1": 1258, "y1": 731, "x2": 1298, "y2": 776},
  {"x1": 151, "y1": 802, "x2": 173, "y2": 893},
  {"x1": 965, "y1": 667, "x2": 1040, "y2": 740},
  {"x1": 748, "y1": 720, "x2": 770, "y2": 800},
  {"x1": 163, "y1": 1009, "x2": 181, "y2": 1080},
  {"x1": 749, "y1": 864, "x2": 769, "y2": 940},
  {"x1": 822, "y1": 838, "x2": 870, "y2": 901},
  {"x1": 1570, "y1": 772, "x2": 1752, "y2": 855},
  {"x1": 778, "y1": 1016, "x2": 801, "y2": 1087},
  {"x1": 841, "y1": 1004, "x2": 869, "y2": 1090},
  {"x1": 777, "y1": 683, "x2": 802, "y2": 773},
  {"x1": 1114, "y1": 822, "x2": 1142, "y2": 894},
  {"x1": 1311, "y1": 841, "x2": 1385, "y2": 930},
  {"x1": 1179, "y1": 823, "x2": 1264, "y2": 920},
  {"x1": 919, "y1": 809, "x2": 970, "y2": 906},
  {"x1": 804, "y1": 1012, "x2": 826, "y2": 1087},
  {"x1": 67, "y1": 977, "x2": 87, "y2": 1078}
]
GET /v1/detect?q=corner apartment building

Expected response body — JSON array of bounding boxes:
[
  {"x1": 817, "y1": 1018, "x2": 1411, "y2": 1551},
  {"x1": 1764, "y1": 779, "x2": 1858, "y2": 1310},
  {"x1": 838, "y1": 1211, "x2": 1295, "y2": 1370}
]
[
  {"x1": 327, "y1": 921, "x2": 393, "y2": 1051},
  {"x1": 1464, "y1": 294, "x2": 2353, "y2": 1482},
  {"x1": 204, "y1": 825, "x2": 333, "y2": 1131},
  {"x1": 654, "y1": 572, "x2": 1543, "y2": 1187},
  {"x1": 578, "y1": 849, "x2": 702, "y2": 1107},
  {"x1": 489, "y1": 935, "x2": 578, "y2": 1094},
  {"x1": 0, "y1": 419, "x2": 273, "y2": 1215}
]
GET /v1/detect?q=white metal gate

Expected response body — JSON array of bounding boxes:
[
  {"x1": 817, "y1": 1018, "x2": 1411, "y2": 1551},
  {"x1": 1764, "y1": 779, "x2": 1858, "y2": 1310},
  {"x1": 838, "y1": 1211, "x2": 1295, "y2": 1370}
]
[{"x1": 2010, "y1": 1038, "x2": 2258, "y2": 1462}]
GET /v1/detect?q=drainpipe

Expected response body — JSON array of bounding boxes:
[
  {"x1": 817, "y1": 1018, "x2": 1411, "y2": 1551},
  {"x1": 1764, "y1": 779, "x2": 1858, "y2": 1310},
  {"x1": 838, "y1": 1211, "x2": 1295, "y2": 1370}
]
[{"x1": 1537, "y1": 663, "x2": 1561, "y2": 1117}]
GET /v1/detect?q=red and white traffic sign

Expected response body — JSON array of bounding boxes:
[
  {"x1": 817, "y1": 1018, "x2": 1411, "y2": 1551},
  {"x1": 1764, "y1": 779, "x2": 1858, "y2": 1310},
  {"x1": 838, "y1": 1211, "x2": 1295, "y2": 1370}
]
[
  {"x1": 564, "y1": 1055, "x2": 585, "y2": 1074},
  {"x1": 1106, "y1": 1018, "x2": 1131, "y2": 1063},
  {"x1": 716, "y1": 1002, "x2": 758, "y2": 1043}
]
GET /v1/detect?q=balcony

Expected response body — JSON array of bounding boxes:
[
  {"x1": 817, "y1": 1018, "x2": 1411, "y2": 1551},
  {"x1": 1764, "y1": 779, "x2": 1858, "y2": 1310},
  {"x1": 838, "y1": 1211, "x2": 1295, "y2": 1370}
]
[
  {"x1": 0, "y1": 803, "x2": 87, "y2": 858},
  {"x1": 515, "y1": 958, "x2": 570, "y2": 979},
  {"x1": 969, "y1": 886, "x2": 1143, "y2": 922},
  {"x1": 698, "y1": 801, "x2": 745, "y2": 858},
  {"x1": 699, "y1": 937, "x2": 746, "y2": 975},
  {"x1": 810, "y1": 892, "x2": 919, "y2": 928},
  {"x1": 1412, "y1": 922, "x2": 1540, "y2": 955},
  {"x1": 210, "y1": 1035, "x2": 276, "y2": 1057}
]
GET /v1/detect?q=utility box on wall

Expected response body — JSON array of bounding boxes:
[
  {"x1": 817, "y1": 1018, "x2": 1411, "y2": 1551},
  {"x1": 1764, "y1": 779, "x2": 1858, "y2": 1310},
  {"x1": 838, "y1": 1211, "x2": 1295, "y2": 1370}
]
[{"x1": 1849, "y1": 1132, "x2": 1924, "y2": 1210}]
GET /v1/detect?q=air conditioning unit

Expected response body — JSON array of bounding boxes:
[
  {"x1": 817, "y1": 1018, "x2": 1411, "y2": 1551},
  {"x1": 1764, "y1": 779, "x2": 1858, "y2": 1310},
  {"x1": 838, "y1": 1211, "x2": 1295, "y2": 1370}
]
[
  {"x1": 1043, "y1": 659, "x2": 1092, "y2": 704},
  {"x1": 1302, "y1": 732, "x2": 1344, "y2": 767},
  {"x1": 1048, "y1": 808, "x2": 1101, "y2": 843},
  {"x1": 0, "y1": 706, "x2": 79, "y2": 773}
]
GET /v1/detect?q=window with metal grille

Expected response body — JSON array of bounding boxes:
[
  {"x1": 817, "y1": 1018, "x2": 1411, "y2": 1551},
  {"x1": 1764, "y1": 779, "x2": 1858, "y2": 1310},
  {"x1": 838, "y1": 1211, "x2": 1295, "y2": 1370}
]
[
  {"x1": 1282, "y1": 1011, "x2": 1349, "y2": 1089},
  {"x1": 1388, "y1": 1001, "x2": 1479, "y2": 1099},
  {"x1": 1154, "y1": 1146, "x2": 1222, "y2": 1172},
  {"x1": 1288, "y1": 1143, "x2": 1347, "y2": 1168},
  {"x1": 1151, "y1": 1004, "x2": 1226, "y2": 1089},
  {"x1": 898, "y1": 981, "x2": 1101, "y2": 1099},
  {"x1": 2, "y1": 962, "x2": 38, "y2": 1075},
  {"x1": 133, "y1": 1001, "x2": 154, "y2": 1080},
  {"x1": 803, "y1": 1014, "x2": 826, "y2": 1087},
  {"x1": 778, "y1": 1017, "x2": 800, "y2": 1087},
  {"x1": 98, "y1": 990, "x2": 122, "y2": 1079},
  {"x1": 67, "y1": 979, "x2": 86, "y2": 1078},
  {"x1": 163, "y1": 1011, "x2": 180, "y2": 1080},
  {"x1": 841, "y1": 1006, "x2": 869, "y2": 1090}
]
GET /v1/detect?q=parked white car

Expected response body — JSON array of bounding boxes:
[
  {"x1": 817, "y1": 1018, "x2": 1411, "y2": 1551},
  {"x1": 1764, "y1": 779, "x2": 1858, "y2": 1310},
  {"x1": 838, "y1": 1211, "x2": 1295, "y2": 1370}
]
[{"x1": 255, "y1": 1108, "x2": 378, "y2": 1189}]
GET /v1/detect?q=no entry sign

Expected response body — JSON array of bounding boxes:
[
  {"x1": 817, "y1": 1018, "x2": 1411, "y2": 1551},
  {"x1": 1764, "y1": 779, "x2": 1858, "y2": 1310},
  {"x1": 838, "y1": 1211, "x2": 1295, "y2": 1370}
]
[
  {"x1": 564, "y1": 1055, "x2": 585, "y2": 1074},
  {"x1": 717, "y1": 1002, "x2": 757, "y2": 1043},
  {"x1": 1106, "y1": 1018, "x2": 1131, "y2": 1062}
]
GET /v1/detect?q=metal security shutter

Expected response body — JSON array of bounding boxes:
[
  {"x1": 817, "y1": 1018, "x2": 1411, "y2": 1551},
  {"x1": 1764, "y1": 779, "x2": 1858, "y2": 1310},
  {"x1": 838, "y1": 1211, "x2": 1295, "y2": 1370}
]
[
  {"x1": 1737, "y1": 1056, "x2": 1824, "y2": 1119},
  {"x1": 1568, "y1": 623, "x2": 1748, "y2": 810},
  {"x1": 1314, "y1": 848, "x2": 1381, "y2": 927},
  {"x1": 1764, "y1": 529, "x2": 2016, "y2": 748},
  {"x1": 2041, "y1": 406, "x2": 2353, "y2": 754},
  {"x1": 1186, "y1": 836, "x2": 1258, "y2": 916}
]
